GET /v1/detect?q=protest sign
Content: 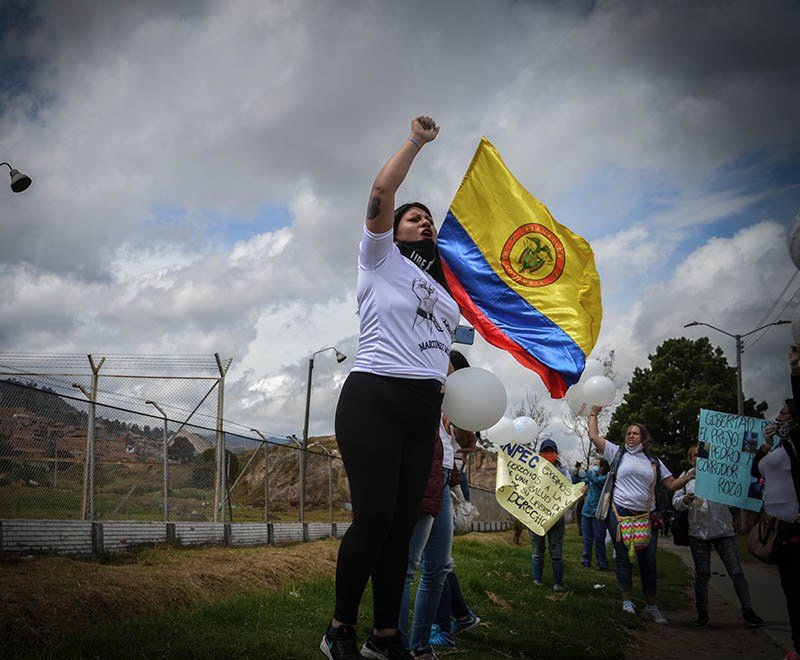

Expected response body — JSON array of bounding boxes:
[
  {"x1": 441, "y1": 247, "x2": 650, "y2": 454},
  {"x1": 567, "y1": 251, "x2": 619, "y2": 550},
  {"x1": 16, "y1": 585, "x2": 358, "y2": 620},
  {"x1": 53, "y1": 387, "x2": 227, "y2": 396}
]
[
  {"x1": 695, "y1": 408, "x2": 767, "y2": 512},
  {"x1": 495, "y1": 443, "x2": 585, "y2": 534}
]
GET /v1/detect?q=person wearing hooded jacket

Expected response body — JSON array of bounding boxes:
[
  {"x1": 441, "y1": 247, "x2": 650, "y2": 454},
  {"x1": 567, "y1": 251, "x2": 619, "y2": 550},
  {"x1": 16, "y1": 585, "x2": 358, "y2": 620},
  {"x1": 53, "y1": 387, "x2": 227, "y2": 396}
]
[{"x1": 529, "y1": 439, "x2": 572, "y2": 592}]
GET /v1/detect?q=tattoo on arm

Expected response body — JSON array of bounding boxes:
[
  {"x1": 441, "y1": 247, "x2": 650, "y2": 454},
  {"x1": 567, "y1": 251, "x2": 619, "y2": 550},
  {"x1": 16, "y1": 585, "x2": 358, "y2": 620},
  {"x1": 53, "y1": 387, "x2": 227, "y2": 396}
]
[{"x1": 367, "y1": 196, "x2": 381, "y2": 220}]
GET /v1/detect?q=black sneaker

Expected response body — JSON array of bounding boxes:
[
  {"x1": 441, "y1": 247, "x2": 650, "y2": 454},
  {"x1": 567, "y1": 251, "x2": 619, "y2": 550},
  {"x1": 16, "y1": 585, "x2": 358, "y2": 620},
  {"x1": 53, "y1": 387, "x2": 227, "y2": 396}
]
[
  {"x1": 321, "y1": 624, "x2": 361, "y2": 660},
  {"x1": 361, "y1": 632, "x2": 414, "y2": 659},
  {"x1": 742, "y1": 608, "x2": 764, "y2": 626},
  {"x1": 694, "y1": 612, "x2": 709, "y2": 627}
]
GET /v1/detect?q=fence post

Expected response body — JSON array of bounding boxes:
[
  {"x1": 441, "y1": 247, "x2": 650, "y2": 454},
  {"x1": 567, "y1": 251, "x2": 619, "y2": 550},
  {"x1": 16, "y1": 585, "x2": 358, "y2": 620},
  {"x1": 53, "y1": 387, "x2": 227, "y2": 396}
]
[
  {"x1": 213, "y1": 354, "x2": 232, "y2": 522},
  {"x1": 166, "y1": 522, "x2": 176, "y2": 545},
  {"x1": 91, "y1": 521, "x2": 104, "y2": 555},
  {"x1": 264, "y1": 443, "x2": 270, "y2": 523},
  {"x1": 79, "y1": 355, "x2": 105, "y2": 521}
]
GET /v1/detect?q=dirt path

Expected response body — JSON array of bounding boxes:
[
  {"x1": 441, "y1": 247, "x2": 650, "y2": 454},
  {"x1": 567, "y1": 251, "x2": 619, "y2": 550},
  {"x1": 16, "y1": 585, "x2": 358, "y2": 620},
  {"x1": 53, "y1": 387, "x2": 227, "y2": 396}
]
[{"x1": 625, "y1": 544, "x2": 786, "y2": 660}]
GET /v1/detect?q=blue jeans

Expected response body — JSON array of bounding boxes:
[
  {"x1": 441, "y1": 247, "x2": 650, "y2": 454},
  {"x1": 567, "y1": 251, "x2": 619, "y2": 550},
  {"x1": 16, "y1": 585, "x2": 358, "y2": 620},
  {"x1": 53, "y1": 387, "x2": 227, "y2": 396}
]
[
  {"x1": 606, "y1": 506, "x2": 658, "y2": 598},
  {"x1": 529, "y1": 517, "x2": 565, "y2": 585},
  {"x1": 400, "y1": 469, "x2": 453, "y2": 651},
  {"x1": 581, "y1": 515, "x2": 609, "y2": 569},
  {"x1": 689, "y1": 535, "x2": 752, "y2": 614}
]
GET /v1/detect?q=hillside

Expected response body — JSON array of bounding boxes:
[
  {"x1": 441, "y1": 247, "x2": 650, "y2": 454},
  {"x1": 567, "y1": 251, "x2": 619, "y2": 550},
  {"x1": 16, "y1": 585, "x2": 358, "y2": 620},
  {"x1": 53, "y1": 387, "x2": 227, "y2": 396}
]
[{"x1": 231, "y1": 435, "x2": 499, "y2": 510}]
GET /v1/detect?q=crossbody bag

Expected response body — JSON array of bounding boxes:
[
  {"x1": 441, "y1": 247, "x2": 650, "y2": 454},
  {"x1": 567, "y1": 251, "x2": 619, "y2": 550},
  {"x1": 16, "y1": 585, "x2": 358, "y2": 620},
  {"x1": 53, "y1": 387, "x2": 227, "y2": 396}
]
[{"x1": 612, "y1": 462, "x2": 657, "y2": 561}]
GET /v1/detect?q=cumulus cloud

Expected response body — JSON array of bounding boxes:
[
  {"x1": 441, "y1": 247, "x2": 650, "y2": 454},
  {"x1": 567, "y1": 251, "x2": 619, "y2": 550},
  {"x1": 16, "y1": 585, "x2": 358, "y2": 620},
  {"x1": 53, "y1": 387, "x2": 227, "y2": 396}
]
[{"x1": 0, "y1": 0, "x2": 798, "y2": 436}]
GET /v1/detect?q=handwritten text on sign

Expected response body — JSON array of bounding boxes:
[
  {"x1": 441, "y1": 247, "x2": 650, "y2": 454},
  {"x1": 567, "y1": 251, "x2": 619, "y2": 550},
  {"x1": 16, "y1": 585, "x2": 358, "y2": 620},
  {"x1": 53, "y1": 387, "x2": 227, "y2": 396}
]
[
  {"x1": 695, "y1": 409, "x2": 767, "y2": 512},
  {"x1": 495, "y1": 443, "x2": 585, "y2": 535}
]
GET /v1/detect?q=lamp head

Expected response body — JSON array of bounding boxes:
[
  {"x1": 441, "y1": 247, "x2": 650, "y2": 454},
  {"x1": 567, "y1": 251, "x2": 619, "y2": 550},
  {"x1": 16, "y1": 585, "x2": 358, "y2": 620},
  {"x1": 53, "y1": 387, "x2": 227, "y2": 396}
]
[
  {"x1": 684, "y1": 321, "x2": 699, "y2": 328},
  {"x1": 335, "y1": 349, "x2": 347, "y2": 363},
  {"x1": 9, "y1": 168, "x2": 31, "y2": 193}
]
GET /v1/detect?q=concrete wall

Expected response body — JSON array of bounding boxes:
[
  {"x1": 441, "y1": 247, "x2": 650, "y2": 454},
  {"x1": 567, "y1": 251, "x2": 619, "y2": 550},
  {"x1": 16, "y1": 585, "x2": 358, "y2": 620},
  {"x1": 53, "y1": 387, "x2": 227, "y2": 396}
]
[{"x1": 0, "y1": 519, "x2": 513, "y2": 557}]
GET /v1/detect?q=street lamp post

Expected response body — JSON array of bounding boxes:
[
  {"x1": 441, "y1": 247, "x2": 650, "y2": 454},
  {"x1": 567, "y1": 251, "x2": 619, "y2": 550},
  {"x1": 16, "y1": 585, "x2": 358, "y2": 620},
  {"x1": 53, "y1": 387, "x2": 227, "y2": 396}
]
[
  {"x1": 250, "y1": 429, "x2": 271, "y2": 523},
  {"x1": 300, "y1": 346, "x2": 346, "y2": 522},
  {"x1": 684, "y1": 320, "x2": 790, "y2": 415},
  {"x1": 308, "y1": 442, "x2": 335, "y2": 528},
  {"x1": 146, "y1": 401, "x2": 169, "y2": 522}
]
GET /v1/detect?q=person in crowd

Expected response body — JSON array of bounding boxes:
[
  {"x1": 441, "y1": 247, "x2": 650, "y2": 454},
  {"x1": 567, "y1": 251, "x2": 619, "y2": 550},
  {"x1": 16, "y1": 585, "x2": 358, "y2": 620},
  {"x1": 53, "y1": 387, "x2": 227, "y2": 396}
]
[
  {"x1": 572, "y1": 461, "x2": 586, "y2": 534},
  {"x1": 752, "y1": 346, "x2": 800, "y2": 660},
  {"x1": 588, "y1": 407, "x2": 695, "y2": 624},
  {"x1": 322, "y1": 116, "x2": 461, "y2": 660},
  {"x1": 529, "y1": 439, "x2": 572, "y2": 591},
  {"x1": 673, "y1": 444, "x2": 763, "y2": 627},
  {"x1": 399, "y1": 351, "x2": 477, "y2": 659},
  {"x1": 581, "y1": 458, "x2": 610, "y2": 570},
  {"x1": 428, "y1": 571, "x2": 480, "y2": 649}
]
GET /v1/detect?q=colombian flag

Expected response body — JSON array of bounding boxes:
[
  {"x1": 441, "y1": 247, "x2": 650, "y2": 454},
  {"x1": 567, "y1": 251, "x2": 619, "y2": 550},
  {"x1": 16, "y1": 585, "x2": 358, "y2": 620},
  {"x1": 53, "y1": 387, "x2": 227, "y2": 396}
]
[{"x1": 438, "y1": 138, "x2": 602, "y2": 398}]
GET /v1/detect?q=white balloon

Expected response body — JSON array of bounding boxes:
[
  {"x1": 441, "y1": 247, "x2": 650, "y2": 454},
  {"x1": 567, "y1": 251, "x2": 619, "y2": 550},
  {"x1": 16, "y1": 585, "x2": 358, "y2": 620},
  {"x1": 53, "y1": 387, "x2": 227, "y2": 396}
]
[
  {"x1": 566, "y1": 382, "x2": 592, "y2": 417},
  {"x1": 512, "y1": 416, "x2": 539, "y2": 444},
  {"x1": 793, "y1": 309, "x2": 800, "y2": 345},
  {"x1": 583, "y1": 376, "x2": 616, "y2": 407},
  {"x1": 486, "y1": 416, "x2": 516, "y2": 446},
  {"x1": 442, "y1": 367, "x2": 507, "y2": 432},
  {"x1": 579, "y1": 358, "x2": 605, "y2": 384},
  {"x1": 789, "y1": 209, "x2": 800, "y2": 270}
]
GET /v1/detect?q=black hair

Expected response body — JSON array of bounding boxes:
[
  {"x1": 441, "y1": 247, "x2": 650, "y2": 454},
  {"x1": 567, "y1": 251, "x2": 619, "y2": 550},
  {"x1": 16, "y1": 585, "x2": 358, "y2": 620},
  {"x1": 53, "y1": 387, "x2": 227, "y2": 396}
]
[
  {"x1": 786, "y1": 398, "x2": 797, "y2": 421},
  {"x1": 393, "y1": 202, "x2": 432, "y2": 237},
  {"x1": 449, "y1": 349, "x2": 470, "y2": 372},
  {"x1": 599, "y1": 459, "x2": 611, "y2": 474}
]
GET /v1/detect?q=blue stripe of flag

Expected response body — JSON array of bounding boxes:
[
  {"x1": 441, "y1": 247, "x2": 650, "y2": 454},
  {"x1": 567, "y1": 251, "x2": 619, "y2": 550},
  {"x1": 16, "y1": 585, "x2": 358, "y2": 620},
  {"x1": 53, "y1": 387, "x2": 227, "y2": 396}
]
[{"x1": 438, "y1": 211, "x2": 585, "y2": 386}]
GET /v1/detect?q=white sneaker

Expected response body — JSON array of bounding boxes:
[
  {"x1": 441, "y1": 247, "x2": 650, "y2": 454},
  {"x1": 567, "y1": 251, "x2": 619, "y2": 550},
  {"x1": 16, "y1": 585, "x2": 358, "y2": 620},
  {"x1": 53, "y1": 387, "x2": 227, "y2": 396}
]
[
  {"x1": 644, "y1": 604, "x2": 668, "y2": 625},
  {"x1": 622, "y1": 600, "x2": 636, "y2": 615}
]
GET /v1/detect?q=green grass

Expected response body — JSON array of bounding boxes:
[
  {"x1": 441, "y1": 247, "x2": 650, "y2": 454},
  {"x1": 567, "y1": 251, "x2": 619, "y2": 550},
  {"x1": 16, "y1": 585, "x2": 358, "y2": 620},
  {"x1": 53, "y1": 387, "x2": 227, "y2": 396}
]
[{"x1": 27, "y1": 528, "x2": 691, "y2": 659}]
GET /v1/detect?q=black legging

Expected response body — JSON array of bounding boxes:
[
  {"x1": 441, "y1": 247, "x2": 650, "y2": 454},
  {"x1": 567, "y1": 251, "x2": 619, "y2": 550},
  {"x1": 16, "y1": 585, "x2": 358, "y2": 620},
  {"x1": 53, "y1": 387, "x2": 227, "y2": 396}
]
[
  {"x1": 334, "y1": 371, "x2": 442, "y2": 629},
  {"x1": 778, "y1": 525, "x2": 800, "y2": 650}
]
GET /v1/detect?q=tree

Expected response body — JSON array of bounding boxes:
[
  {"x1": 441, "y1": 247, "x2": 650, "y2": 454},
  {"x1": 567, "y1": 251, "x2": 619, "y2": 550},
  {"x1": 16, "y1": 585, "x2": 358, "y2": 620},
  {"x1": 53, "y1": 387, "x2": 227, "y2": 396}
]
[
  {"x1": 513, "y1": 388, "x2": 552, "y2": 451},
  {"x1": 564, "y1": 350, "x2": 617, "y2": 465},
  {"x1": 607, "y1": 337, "x2": 768, "y2": 471},
  {"x1": 168, "y1": 435, "x2": 196, "y2": 463}
]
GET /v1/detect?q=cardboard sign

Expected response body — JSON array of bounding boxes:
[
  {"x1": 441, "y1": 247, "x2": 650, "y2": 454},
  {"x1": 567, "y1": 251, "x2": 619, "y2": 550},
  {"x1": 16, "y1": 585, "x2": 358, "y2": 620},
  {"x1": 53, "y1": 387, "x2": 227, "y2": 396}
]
[
  {"x1": 695, "y1": 408, "x2": 767, "y2": 512},
  {"x1": 495, "y1": 443, "x2": 585, "y2": 534}
]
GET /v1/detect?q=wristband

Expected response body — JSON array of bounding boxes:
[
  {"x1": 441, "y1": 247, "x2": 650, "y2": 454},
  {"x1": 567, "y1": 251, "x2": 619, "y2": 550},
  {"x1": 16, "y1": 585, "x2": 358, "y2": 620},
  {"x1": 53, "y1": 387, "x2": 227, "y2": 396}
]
[{"x1": 408, "y1": 137, "x2": 422, "y2": 149}]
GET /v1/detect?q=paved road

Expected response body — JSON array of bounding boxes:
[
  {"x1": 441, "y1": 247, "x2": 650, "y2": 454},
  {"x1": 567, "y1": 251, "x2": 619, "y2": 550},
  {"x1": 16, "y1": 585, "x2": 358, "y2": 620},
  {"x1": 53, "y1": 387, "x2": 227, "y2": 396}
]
[{"x1": 663, "y1": 541, "x2": 791, "y2": 651}]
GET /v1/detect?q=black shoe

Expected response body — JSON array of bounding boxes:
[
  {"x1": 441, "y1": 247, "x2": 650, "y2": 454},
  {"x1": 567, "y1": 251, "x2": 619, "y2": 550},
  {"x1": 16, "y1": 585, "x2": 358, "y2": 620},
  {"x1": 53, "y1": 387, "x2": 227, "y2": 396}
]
[
  {"x1": 321, "y1": 624, "x2": 361, "y2": 659},
  {"x1": 361, "y1": 632, "x2": 414, "y2": 659},
  {"x1": 742, "y1": 609, "x2": 764, "y2": 626},
  {"x1": 694, "y1": 612, "x2": 709, "y2": 627}
]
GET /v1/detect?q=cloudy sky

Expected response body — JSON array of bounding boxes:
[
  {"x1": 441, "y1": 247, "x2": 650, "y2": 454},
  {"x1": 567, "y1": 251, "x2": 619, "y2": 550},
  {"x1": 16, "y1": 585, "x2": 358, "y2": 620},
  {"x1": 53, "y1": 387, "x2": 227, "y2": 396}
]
[{"x1": 1, "y1": 0, "x2": 799, "y2": 456}]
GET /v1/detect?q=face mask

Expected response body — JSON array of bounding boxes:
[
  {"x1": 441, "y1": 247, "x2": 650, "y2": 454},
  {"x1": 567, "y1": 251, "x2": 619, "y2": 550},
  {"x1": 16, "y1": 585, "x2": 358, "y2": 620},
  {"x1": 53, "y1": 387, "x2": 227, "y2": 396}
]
[
  {"x1": 397, "y1": 239, "x2": 438, "y2": 272},
  {"x1": 540, "y1": 450, "x2": 558, "y2": 464},
  {"x1": 625, "y1": 443, "x2": 644, "y2": 454}
]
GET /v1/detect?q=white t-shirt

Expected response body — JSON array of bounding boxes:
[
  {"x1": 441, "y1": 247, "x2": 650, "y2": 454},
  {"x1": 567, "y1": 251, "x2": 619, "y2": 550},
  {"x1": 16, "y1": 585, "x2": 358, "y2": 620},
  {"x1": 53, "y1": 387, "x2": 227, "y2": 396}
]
[
  {"x1": 603, "y1": 441, "x2": 672, "y2": 512},
  {"x1": 351, "y1": 226, "x2": 460, "y2": 382},
  {"x1": 759, "y1": 445, "x2": 800, "y2": 522},
  {"x1": 440, "y1": 417, "x2": 455, "y2": 470}
]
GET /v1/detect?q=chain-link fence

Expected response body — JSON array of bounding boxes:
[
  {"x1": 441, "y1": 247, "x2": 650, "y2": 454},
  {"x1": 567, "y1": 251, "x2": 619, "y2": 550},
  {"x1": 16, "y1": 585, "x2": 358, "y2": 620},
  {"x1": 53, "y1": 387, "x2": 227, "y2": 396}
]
[
  {"x1": 0, "y1": 373, "x2": 353, "y2": 524},
  {"x1": 1, "y1": 353, "x2": 505, "y2": 527}
]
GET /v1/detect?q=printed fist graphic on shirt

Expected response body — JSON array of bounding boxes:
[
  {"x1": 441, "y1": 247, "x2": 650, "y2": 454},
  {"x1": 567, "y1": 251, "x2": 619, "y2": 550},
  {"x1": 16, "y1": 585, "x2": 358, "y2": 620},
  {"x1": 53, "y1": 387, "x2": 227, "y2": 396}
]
[{"x1": 412, "y1": 278, "x2": 443, "y2": 332}]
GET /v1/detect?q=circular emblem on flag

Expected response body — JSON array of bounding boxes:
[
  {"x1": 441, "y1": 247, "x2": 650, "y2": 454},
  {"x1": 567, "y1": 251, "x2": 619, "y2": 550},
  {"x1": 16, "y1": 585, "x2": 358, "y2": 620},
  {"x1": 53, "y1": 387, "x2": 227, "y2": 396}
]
[{"x1": 500, "y1": 224, "x2": 565, "y2": 287}]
